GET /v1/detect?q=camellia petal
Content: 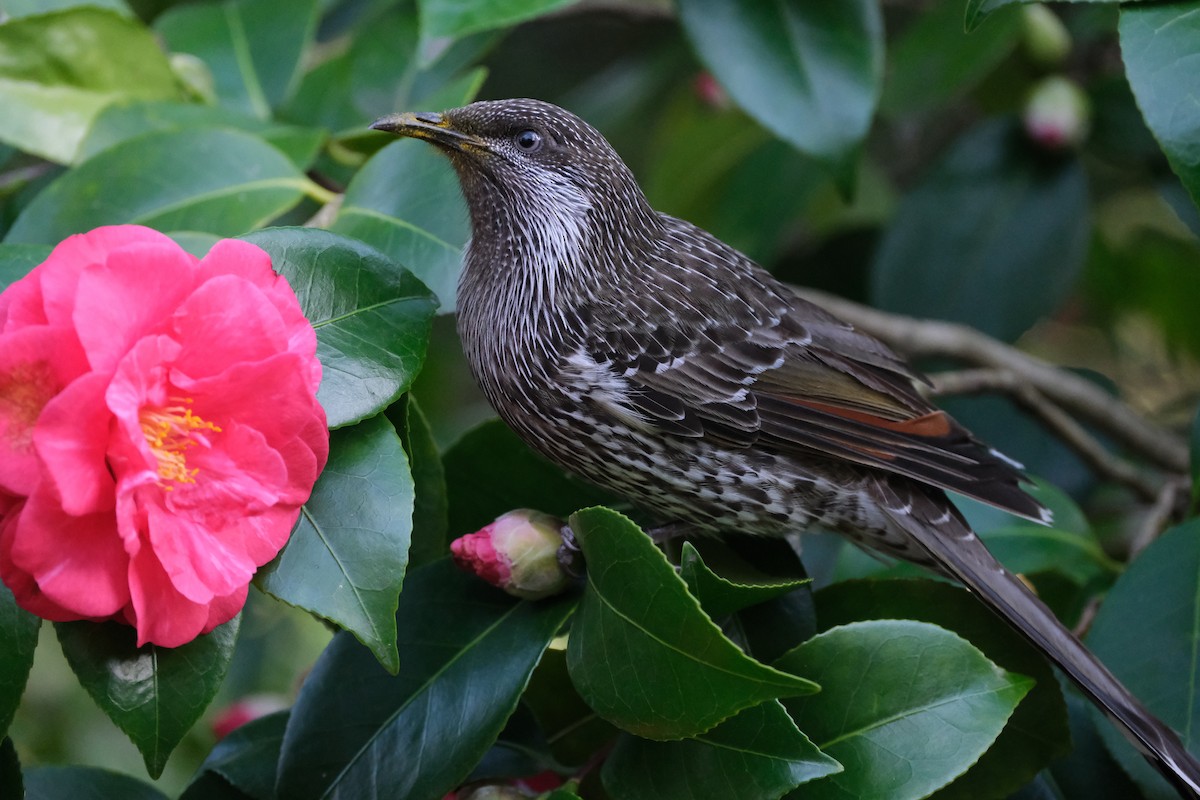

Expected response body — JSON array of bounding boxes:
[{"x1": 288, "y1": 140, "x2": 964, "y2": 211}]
[
  {"x1": 7, "y1": 488, "x2": 131, "y2": 618},
  {"x1": 0, "y1": 326, "x2": 90, "y2": 496},
  {"x1": 73, "y1": 241, "x2": 198, "y2": 373},
  {"x1": 33, "y1": 371, "x2": 117, "y2": 515}
]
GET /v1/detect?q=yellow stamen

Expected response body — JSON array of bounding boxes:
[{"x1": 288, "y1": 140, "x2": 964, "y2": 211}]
[{"x1": 139, "y1": 399, "x2": 221, "y2": 489}]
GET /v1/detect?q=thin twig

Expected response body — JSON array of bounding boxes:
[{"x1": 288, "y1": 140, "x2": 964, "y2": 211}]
[
  {"x1": 1129, "y1": 477, "x2": 1189, "y2": 559},
  {"x1": 796, "y1": 288, "x2": 1190, "y2": 474}
]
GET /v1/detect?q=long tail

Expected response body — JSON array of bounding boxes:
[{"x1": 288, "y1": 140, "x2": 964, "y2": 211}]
[{"x1": 872, "y1": 479, "x2": 1200, "y2": 799}]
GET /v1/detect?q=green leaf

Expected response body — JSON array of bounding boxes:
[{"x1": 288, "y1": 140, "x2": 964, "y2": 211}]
[
  {"x1": 418, "y1": 0, "x2": 578, "y2": 39},
  {"x1": 443, "y1": 419, "x2": 618, "y2": 537},
  {"x1": 3, "y1": 0, "x2": 131, "y2": 17},
  {"x1": 80, "y1": 100, "x2": 325, "y2": 169},
  {"x1": 815, "y1": 580, "x2": 1070, "y2": 800},
  {"x1": 0, "y1": 737, "x2": 19, "y2": 800},
  {"x1": 1120, "y1": 2, "x2": 1200, "y2": 212},
  {"x1": 679, "y1": 541, "x2": 809, "y2": 619},
  {"x1": 565, "y1": 507, "x2": 818, "y2": 740},
  {"x1": 778, "y1": 620, "x2": 1033, "y2": 800},
  {"x1": 0, "y1": 8, "x2": 179, "y2": 163},
  {"x1": 155, "y1": 0, "x2": 319, "y2": 118},
  {"x1": 1050, "y1": 693, "x2": 1142, "y2": 800},
  {"x1": 0, "y1": 582, "x2": 40, "y2": 739},
  {"x1": 870, "y1": 120, "x2": 1090, "y2": 342},
  {"x1": 6, "y1": 128, "x2": 311, "y2": 245},
  {"x1": 603, "y1": 700, "x2": 841, "y2": 800},
  {"x1": 523, "y1": 646, "x2": 618, "y2": 768},
  {"x1": 275, "y1": 559, "x2": 574, "y2": 800},
  {"x1": 0, "y1": 243, "x2": 50, "y2": 291},
  {"x1": 24, "y1": 766, "x2": 168, "y2": 800},
  {"x1": 257, "y1": 414, "x2": 412, "y2": 674},
  {"x1": 1086, "y1": 520, "x2": 1200, "y2": 800},
  {"x1": 240, "y1": 227, "x2": 438, "y2": 429},
  {"x1": 389, "y1": 395, "x2": 449, "y2": 567},
  {"x1": 677, "y1": 0, "x2": 883, "y2": 186},
  {"x1": 1193, "y1": 406, "x2": 1200, "y2": 515},
  {"x1": 331, "y1": 139, "x2": 469, "y2": 312},
  {"x1": 55, "y1": 616, "x2": 240, "y2": 778},
  {"x1": 882, "y1": 0, "x2": 1022, "y2": 115},
  {"x1": 181, "y1": 710, "x2": 287, "y2": 800}
]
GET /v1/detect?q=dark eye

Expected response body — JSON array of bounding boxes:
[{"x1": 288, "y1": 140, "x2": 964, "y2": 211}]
[{"x1": 514, "y1": 129, "x2": 544, "y2": 152}]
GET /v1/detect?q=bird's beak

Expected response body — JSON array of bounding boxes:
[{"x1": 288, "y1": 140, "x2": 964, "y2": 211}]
[{"x1": 369, "y1": 111, "x2": 488, "y2": 153}]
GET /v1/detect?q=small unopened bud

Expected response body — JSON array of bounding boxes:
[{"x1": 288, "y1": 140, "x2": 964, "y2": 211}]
[
  {"x1": 211, "y1": 693, "x2": 289, "y2": 740},
  {"x1": 1023, "y1": 76, "x2": 1090, "y2": 151},
  {"x1": 693, "y1": 72, "x2": 730, "y2": 110},
  {"x1": 1022, "y1": 5, "x2": 1071, "y2": 67},
  {"x1": 451, "y1": 510, "x2": 571, "y2": 600}
]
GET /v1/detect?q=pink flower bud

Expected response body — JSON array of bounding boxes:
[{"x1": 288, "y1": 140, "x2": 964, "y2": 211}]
[
  {"x1": 1023, "y1": 76, "x2": 1090, "y2": 151},
  {"x1": 210, "y1": 693, "x2": 289, "y2": 740},
  {"x1": 450, "y1": 510, "x2": 571, "y2": 600},
  {"x1": 693, "y1": 72, "x2": 730, "y2": 110}
]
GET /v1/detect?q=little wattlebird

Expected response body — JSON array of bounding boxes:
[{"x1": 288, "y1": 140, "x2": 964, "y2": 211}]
[{"x1": 371, "y1": 98, "x2": 1200, "y2": 797}]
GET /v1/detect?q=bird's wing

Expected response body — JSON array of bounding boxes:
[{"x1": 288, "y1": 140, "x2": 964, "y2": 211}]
[{"x1": 583, "y1": 235, "x2": 1046, "y2": 523}]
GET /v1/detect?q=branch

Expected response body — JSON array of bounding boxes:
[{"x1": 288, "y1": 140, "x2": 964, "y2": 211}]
[{"x1": 795, "y1": 288, "x2": 1190, "y2": 475}]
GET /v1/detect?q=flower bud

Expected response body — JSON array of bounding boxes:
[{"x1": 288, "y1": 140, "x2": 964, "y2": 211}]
[
  {"x1": 450, "y1": 510, "x2": 572, "y2": 600},
  {"x1": 458, "y1": 787, "x2": 528, "y2": 800},
  {"x1": 210, "y1": 693, "x2": 289, "y2": 740},
  {"x1": 1021, "y1": 5, "x2": 1071, "y2": 67},
  {"x1": 1023, "y1": 76, "x2": 1090, "y2": 151}
]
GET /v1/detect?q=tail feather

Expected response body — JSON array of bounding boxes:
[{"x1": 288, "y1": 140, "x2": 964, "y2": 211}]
[{"x1": 873, "y1": 480, "x2": 1200, "y2": 799}]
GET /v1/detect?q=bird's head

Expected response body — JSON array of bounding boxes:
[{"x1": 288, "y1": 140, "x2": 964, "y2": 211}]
[{"x1": 370, "y1": 98, "x2": 655, "y2": 249}]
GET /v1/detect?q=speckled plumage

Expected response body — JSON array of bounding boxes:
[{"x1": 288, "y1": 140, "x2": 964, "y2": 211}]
[{"x1": 372, "y1": 98, "x2": 1200, "y2": 796}]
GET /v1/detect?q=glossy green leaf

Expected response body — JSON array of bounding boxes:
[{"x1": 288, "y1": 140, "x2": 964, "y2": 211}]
[
  {"x1": 25, "y1": 766, "x2": 168, "y2": 800},
  {"x1": 0, "y1": 8, "x2": 179, "y2": 162},
  {"x1": 155, "y1": 0, "x2": 319, "y2": 118},
  {"x1": 523, "y1": 646, "x2": 618, "y2": 768},
  {"x1": 677, "y1": 0, "x2": 883, "y2": 184},
  {"x1": 566, "y1": 507, "x2": 818, "y2": 740},
  {"x1": 0, "y1": 582, "x2": 40, "y2": 739},
  {"x1": 240, "y1": 227, "x2": 438, "y2": 429},
  {"x1": 603, "y1": 700, "x2": 841, "y2": 800},
  {"x1": 4, "y1": 0, "x2": 130, "y2": 17},
  {"x1": 0, "y1": 244, "x2": 50, "y2": 291},
  {"x1": 389, "y1": 395, "x2": 449, "y2": 567},
  {"x1": 332, "y1": 139, "x2": 468, "y2": 311},
  {"x1": 467, "y1": 703, "x2": 562, "y2": 784},
  {"x1": 257, "y1": 413, "x2": 412, "y2": 674},
  {"x1": 883, "y1": 0, "x2": 1022, "y2": 115},
  {"x1": 55, "y1": 616, "x2": 240, "y2": 778},
  {"x1": 80, "y1": 100, "x2": 325, "y2": 168},
  {"x1": 1087, "y1": 520, "x2": 1200, "y2": 800},
  {"x1": 443, "y1": 419, "x2": 618, "y2": 536},
  {"x1": 0, "y1": 737, "x2": 19, "y2": 800},
  {"x1": 418, "y1": 0, "x2": 578, "y2": 39},
  {"x1": 1193, "y1": 406, "x2": 1200, "y2": 515},
  {"x1": 815, "y1": 579, "x2": 1070, "y2": 800},
  {"x1": 778, "y1": 620, "x2": 1033, "y2": 800},
  {"x1": 1050, "y1": 693, "x2": 1141, "y2": 800},
  {"x1": 870, "y1": 120, "x2": 1089, "y2": 342},
  {"x1": 1121, "y1": 3, "x2": 1200, "y2": 212},
  {"x1": 275, "y1": 559, "x2": 574, "y2": 800},
  {"x1": 6, "y1": 128, "x2": 311, "y2": 245},
  {"x1": 679, "y1": 541, "x2": 809, "y2": 619},
  {"x1": 181, "y1": 710, "x2": 287, "y2": 800},
  {"x1": 282, "y1": 8, "x2": 489, "y2": 138}
]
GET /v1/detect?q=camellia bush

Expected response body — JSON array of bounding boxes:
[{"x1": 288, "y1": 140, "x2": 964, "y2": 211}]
[{"x1": 1, "y1": 1, "x2": 1199, "y2": 799}]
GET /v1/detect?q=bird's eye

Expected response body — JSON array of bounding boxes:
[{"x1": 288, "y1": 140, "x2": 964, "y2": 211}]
[{"x1": 514, "y1": 129, "x2": 544, "y2": 153}]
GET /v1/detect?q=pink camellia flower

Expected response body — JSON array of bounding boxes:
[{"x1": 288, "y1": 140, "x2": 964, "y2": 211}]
[
  {"x1": 450, "y1": 509, "x2": 572, "y2": 600},
  {"x1": 0, "y1": 225, "x2": 328, "y2": 647}
]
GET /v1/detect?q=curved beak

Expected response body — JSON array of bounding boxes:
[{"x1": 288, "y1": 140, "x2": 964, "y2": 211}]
[{"x1": 369, "y1": 111, "x2": 488, "y2": 153}]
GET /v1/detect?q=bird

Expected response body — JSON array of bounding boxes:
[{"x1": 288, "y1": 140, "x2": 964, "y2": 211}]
[{"x1": 371, "y1": 98, "x2": 1200, "y2": 797}]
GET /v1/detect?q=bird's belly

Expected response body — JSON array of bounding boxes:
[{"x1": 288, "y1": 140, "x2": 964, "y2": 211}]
[{"x1": 509, "y1": 405, "x2": 884, "y2": 537}]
